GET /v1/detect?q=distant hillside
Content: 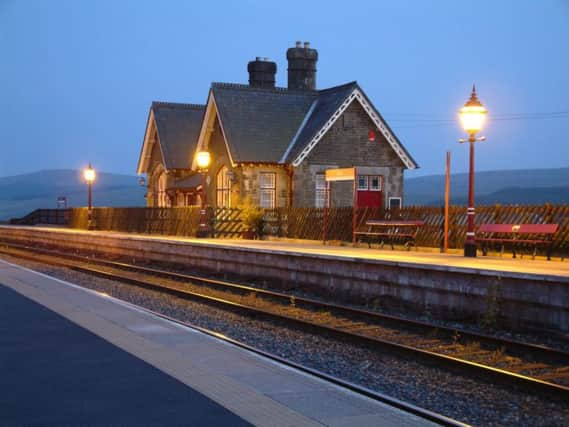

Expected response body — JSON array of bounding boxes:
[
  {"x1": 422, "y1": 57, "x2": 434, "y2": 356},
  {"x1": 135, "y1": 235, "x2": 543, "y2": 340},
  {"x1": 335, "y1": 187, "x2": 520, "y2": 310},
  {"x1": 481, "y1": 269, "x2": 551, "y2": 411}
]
[
  {"x1": 0, "y1": 170, "x2": 145, "y2": 220},
  {"x1": 405, "y1": 167, "x2": 569, "y2": 206}
]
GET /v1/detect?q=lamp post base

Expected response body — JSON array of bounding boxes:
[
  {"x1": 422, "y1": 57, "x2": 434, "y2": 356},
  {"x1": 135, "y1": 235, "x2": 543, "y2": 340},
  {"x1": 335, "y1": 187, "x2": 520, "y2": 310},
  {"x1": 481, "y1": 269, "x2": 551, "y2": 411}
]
[
  {"x1": 464, "y1": 242, "x2": 477, "y2": 258},
  {"x1": 197, "y1": 208, "x2": 208, "y2": 238}
]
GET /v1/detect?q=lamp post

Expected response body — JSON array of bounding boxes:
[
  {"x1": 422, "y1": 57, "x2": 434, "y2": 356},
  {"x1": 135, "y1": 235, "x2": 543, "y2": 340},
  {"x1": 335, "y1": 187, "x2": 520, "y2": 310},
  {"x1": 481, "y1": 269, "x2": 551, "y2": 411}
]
[
  {"x1": 83, "y1": 163, "x2": 96, "y2": 230},
  {"x1": 459, "y1": 85, "x2": 487, "y2": 257},
  {"x1": 195, "y1": 151, "x2": 211, "y2": 238}
]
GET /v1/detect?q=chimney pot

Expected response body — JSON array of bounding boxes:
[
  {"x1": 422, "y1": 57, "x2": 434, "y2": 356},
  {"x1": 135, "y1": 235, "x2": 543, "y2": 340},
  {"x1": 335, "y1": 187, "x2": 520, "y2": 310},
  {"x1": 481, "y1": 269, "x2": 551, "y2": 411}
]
[
  {"x1": 286, "y1": 42, "x2": 318, "y2": 90},
  {"x1": 295, "y1": 40, "x2": 302, "y2": 48},
  {"x1": 248, "y1": 57, "x2": 277, "y2": 88}
]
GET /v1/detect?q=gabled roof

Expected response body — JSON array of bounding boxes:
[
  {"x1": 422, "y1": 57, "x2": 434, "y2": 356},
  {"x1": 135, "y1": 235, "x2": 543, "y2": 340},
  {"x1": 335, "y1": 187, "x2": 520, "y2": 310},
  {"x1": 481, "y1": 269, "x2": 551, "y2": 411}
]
[
  {"x1": 287, "y1": 83, "x2": 418, "y2": 169},
  {"x1": 153, "y1": 102, "x2": 205, "y2": 169},
  {"x1": 137, "y1": 102, "x2": 205, "y2": 174},
  {"x1": 202, "y1": 81, "x2": 417, "y2": 169},
  {"x1": 211, "y1": 83, "x2": 316, "y2": 162},
  {"x1": 282, "y1": 82, "x2": 358, "y2": 163}
]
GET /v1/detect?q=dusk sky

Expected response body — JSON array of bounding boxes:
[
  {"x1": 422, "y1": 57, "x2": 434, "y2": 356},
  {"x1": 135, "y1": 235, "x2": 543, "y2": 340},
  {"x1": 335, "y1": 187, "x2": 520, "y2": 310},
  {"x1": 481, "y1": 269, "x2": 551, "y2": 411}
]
[{"x1": 1, "y1": 0, "x2": 568, "y2": 179}]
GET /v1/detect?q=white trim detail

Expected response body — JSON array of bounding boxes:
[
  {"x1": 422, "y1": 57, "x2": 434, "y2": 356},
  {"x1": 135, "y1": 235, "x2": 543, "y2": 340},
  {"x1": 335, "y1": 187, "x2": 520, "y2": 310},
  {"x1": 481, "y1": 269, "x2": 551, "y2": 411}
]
[
  {"x1": 388, "y1": 196, "x2": 402, "y2": 209},
  {"x1": 280, "y1": 98, "x2": 319, "y2": 163},
  {"x1": 292, "y1": 90, "x2": 357, "y2": 167},
  {"x1": 137, "y1": 109, "x2": 157, "y2": 175},
  {"x1": 291, "y1": 88, "x2": 417, "y2": 169}
]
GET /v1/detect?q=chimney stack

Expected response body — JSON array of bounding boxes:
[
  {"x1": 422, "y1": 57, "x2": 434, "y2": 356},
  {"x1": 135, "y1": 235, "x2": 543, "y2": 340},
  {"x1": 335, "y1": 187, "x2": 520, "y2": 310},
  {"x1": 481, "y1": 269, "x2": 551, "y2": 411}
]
[
  {"x1": 286, "y1": 40, "x2": 318, "y2": 91},
  {"x1": 247, "y1": 57, "x2": 277, "y2": 88}
]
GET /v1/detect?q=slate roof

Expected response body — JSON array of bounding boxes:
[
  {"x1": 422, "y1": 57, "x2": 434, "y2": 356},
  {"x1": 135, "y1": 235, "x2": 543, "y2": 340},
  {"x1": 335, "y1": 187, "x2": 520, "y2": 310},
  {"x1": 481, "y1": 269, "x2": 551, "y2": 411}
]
[
  {"x1": 283, "y1": 82, "x2": 358, "y2": 163},
  {"x1": 143, "y1": 82, "x2": 417, "y2": 172},
  {"x1": 211, "y1": 83, "x2": 317, "y2": 162},
  {"x1": 152, "y1": 102, "x2": 205, "y2": 169}
]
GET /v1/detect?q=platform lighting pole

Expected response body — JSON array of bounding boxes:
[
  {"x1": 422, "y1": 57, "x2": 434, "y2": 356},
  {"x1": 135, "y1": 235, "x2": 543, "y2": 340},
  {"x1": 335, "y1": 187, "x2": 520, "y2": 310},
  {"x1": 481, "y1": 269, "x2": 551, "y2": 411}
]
[
  {"x1": 83, "y1": 163, "x2": 96, "y2": 230},
  {"x1": 195, "y1": 151, "x2": 211, "y2": 238},
  {"x1": 444, "y1": 151, "x2": 450, "y2": 253},
  {"x1": 459, "y1": 85, "x2": 487, "y2": 257}
]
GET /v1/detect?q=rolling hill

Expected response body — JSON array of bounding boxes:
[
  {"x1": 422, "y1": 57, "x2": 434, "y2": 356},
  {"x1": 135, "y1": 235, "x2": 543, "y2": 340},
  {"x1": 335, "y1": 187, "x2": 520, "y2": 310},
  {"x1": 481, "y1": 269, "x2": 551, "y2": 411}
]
[
  {"x1": 405, "y1": 167, "x2": 569, "y2": 206},
  {"x1": 0, "y1": 170, "x2": 145, "y2": 220},
  {"x1": 1, "y1": 167, "x2": 567, "y2": 221}
]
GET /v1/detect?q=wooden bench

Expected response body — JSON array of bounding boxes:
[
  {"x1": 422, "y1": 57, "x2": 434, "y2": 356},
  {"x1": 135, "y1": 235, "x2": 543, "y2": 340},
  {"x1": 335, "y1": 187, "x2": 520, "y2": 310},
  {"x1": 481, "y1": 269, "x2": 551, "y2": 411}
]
[
  {"x1": 354, "y1": 220, "x2": 424, "y2": 250},
  {"x1": 475, "y1": 223, "x2": 558, "y2": 260}
]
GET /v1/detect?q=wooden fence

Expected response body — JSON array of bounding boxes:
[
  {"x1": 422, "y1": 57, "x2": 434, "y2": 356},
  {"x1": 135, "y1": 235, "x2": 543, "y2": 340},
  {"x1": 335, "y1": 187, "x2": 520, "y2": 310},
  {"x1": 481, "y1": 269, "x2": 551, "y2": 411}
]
[
  {"x1": 264, "y1": 204, "x2": 569, "y2": 254},
  {"x1": 69, "y1": 207, "x2": 203, "y2": 237},
  {"x1": 10, "y1": 209, "x2": 70, "y2": 226},
  {"x1": 9, "y1": 204, "x2": 569, "y2": 255}
]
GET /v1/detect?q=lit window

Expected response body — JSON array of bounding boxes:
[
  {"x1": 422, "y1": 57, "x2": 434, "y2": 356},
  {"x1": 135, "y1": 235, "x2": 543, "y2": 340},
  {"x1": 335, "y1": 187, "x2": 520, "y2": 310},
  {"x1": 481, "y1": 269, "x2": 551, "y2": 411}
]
[
  {"x1": 158, "y1": 172, "x2": 169, "y2": 207},
  {"x1": 315, "y1": 174, "x2": 329, "y2": 208},
  {"x1": 370, "y1": 175, "x2": 382, "y2": 191},
  {"x1": 357, "y1": 175, "x2": 368, "y2": 190},
  {"x1": 216, "y1": 166, "x2": 231, "y2": 207},
  {"x1": 259, "y1": 172, "x2": 276, "y2": 208}
]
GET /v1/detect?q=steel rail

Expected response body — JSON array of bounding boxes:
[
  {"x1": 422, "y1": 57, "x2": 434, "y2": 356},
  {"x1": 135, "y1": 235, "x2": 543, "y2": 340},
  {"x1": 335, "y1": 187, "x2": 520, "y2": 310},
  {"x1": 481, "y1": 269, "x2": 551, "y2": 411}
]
[
  {"x1": 1, "y1": 241, "x2": 567, "y2": 363},
  {"x1": 0, "y1": 243, "x2": 568, "y2": 402}
]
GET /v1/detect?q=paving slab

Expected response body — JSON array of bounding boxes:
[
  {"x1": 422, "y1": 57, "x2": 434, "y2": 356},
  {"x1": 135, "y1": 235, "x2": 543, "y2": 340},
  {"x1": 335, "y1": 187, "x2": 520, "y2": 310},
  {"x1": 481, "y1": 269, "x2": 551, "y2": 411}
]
[
  {"x1": 0, "y1": 259, "x2": 434, "y2": 426},
  {"x1": 0, "y1": 280, "x2": 251, "y2": 427}
]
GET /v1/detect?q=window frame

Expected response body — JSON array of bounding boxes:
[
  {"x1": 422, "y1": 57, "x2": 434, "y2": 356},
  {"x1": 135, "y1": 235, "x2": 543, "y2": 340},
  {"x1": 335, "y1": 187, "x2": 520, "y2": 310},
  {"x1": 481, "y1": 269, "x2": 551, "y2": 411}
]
[
  {"x1": 357, "y1": 175, "x2": 369, "y2": 190},
  {"x1": 216, "y1": 166, "x2": 232, "y2": 207},
  {"x1": 259, "y1": 172, "x2": 276, "y2": 209},
  {"x1": 314, "y1": 173, "x2": 330, "y2": 208},
  {"x1": 369, "y1": 175, "x2": 382, "y2": 192},
  {"x1": 388, "y1": 197, "x2": 402, "y2": 209}
]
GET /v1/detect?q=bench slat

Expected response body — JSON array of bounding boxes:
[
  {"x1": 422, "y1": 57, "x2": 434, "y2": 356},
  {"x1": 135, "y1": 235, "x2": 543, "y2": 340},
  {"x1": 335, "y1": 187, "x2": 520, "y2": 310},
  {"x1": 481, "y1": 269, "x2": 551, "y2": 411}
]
[{"x1": 518, "y1": 224, "x2": 558, "y2": 234}]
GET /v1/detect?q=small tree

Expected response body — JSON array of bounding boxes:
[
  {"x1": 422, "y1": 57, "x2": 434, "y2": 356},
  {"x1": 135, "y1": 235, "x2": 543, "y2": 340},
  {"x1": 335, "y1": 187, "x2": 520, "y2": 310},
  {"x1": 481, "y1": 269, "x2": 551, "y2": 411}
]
[{"x1": 240, "y1": 199, "x2": 264, "y2": 239}]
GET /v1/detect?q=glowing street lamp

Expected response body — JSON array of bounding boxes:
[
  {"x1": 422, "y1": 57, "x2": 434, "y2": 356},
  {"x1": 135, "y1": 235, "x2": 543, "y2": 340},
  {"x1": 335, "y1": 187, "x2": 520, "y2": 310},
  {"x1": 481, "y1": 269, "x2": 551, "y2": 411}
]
[
  {"x1": 459, "y1": 85, "x2": 487, "y2": 257},
  {"x1": 83, "y1": 163, "x2": 96, "y2": 230},
  {"x1": 195, "y1": 151, "x2": 211, "y2": 237}
]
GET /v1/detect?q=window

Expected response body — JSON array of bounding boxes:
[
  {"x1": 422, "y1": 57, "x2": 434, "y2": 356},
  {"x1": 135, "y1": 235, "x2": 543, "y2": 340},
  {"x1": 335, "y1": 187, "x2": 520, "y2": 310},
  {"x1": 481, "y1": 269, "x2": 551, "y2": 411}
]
[
  {"x1": 259, "y1": 172, "x2": 276, "y2": 208},
  {"x1": 370, "y1": 175, "x2": 382, "y2": 191},
  {"x1": 315, "y1": 173, "x2": 329, "y2": 208},
  {"x1": 357, "y1": 175, "x2": 368, "y2": 190},
  {"x1": 389, "y1": 197, "x2": 402, "y2": 209},
  {"x1": 158, "y1": 172, "x2": 169, "y2": 207},
  {"x1": 216, "y1": 166, "x2": 231, "y2": 207},
  {"x1": 185, "y1": 193, "x2": 197, "y2": 206}
]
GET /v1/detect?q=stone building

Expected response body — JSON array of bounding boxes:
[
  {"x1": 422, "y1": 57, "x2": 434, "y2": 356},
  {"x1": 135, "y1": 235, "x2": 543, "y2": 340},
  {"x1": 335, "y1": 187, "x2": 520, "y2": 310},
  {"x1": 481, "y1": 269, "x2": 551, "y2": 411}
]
[{"x1": 137, "y1": 42, "x2": 418, "y2": 209}]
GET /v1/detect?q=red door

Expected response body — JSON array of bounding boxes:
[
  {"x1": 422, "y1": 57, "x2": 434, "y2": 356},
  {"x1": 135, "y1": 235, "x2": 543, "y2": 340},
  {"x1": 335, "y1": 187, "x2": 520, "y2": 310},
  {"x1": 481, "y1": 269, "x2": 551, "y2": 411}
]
[{"x1": 356, "y1": 175, "x2": 383, "y2": 208}]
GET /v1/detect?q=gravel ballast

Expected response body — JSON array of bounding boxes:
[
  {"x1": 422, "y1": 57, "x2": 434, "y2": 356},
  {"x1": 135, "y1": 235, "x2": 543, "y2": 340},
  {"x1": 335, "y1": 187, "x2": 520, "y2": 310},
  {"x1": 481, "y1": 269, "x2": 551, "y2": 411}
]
[{"x1": 2, "y1": 254, "x2": 568, "y2": 426}]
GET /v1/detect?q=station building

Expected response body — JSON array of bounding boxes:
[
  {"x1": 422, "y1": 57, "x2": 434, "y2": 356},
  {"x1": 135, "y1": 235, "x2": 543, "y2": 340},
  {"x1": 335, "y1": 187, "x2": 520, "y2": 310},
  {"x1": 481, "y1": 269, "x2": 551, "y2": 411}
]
[{"x1": 137, "y1": 42, "x2": 418, "y2": 209}]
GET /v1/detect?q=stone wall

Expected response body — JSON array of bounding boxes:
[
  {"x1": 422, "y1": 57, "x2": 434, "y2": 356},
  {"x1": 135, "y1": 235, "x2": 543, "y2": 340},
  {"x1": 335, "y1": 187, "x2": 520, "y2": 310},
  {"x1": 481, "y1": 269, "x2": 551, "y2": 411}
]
[
  {"x1": 293, "y1": 101, "x2": 406, "y2": 207},
  {"x1": 240, "y1": 165, "x2": 289, "y2": 208},
  {"x1": 206, "y1": 116, "x2": 290, "y2": 208}
]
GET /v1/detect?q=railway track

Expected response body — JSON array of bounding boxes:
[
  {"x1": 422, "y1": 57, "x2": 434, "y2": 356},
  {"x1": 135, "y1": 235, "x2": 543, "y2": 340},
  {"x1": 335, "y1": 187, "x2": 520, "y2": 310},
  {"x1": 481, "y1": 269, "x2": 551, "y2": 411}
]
[{"x1": 1, "y1": 241, "x2": 568, "y2": 403}]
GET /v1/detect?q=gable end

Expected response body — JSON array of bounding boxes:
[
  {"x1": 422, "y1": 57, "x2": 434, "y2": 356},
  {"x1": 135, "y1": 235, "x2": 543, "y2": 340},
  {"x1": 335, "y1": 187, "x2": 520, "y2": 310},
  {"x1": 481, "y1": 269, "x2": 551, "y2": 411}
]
[{"x1": 292, "y1": 88, "x2": 418, "y2": 169}]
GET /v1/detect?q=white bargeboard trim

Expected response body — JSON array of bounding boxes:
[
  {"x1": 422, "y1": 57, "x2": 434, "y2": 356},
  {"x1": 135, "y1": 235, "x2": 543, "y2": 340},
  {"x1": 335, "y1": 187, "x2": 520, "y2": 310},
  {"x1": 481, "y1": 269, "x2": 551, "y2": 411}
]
[{"x1": 291, "y1": 88, "x2": 417, "y2": 169}]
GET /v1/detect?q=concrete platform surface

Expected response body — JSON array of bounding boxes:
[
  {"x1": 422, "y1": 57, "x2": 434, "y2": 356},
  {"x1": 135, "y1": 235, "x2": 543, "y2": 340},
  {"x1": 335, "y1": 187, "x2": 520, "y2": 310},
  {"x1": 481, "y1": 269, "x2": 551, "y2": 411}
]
[
  {"x1": 0, "y1": 259, "x2": 433, "y2": 427},
  {"x1": 3, "y1": 225, "x2": 567, "y2": 280}
]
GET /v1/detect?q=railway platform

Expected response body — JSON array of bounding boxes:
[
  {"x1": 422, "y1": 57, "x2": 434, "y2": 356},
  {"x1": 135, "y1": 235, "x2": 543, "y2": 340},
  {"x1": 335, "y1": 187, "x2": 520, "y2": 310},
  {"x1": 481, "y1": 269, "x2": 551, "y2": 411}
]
[
  {"x1": 0, "y1": 259, "x2": 433, "y2": 427},
  {"x1": 2, "y1": 225, "x2": 568, "y2": 278},
  {"x1": 1, "y1": 225, "x2": 568, "y2": 332}
]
